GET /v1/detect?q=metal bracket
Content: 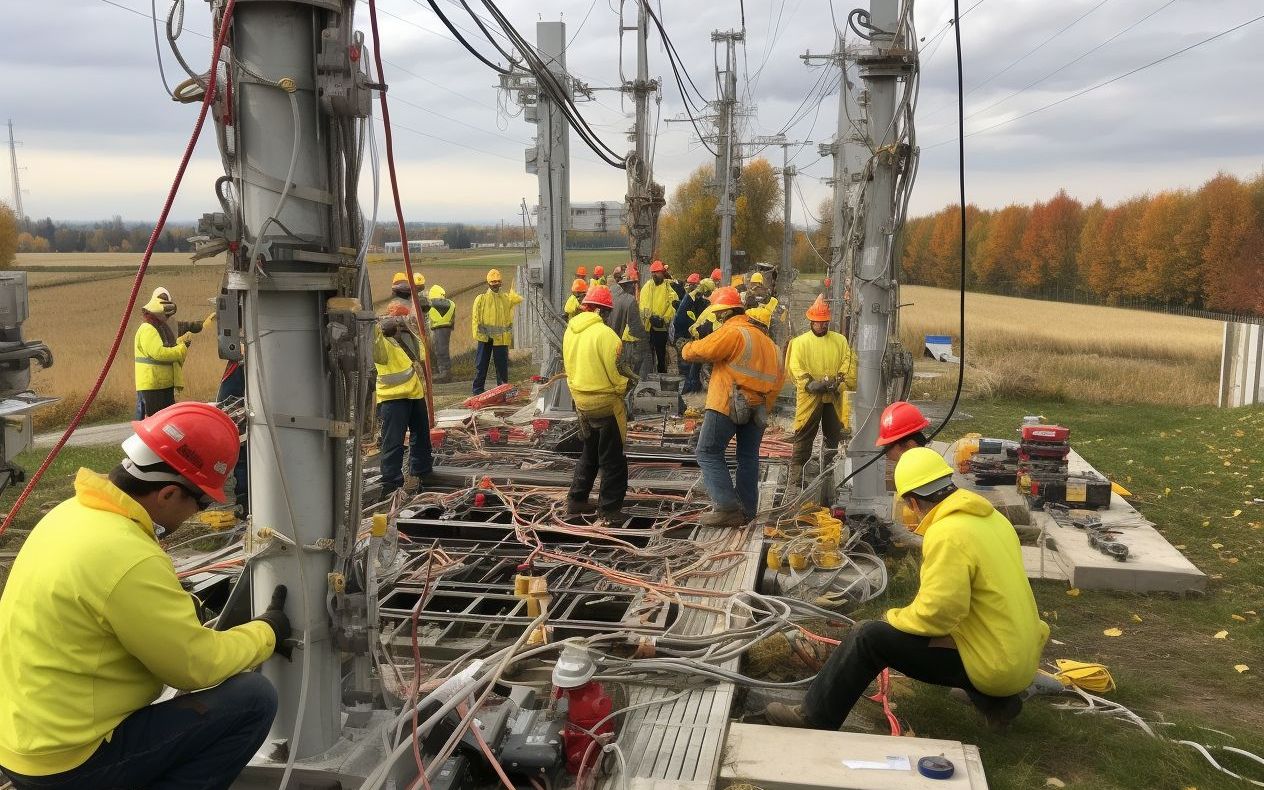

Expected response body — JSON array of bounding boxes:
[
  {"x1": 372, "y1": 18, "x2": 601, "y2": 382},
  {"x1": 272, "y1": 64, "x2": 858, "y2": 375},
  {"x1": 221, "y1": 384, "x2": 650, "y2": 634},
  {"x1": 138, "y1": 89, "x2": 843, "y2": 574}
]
[
  {"x1": 855, "y1": 48, "x2": 917, "y2": 78},
  {"x1": 267, "y1": 412, "x2": 351, "y2": 438},
  {"x1": 226, "y1": 270, "x2": 341, "y2": 293}
]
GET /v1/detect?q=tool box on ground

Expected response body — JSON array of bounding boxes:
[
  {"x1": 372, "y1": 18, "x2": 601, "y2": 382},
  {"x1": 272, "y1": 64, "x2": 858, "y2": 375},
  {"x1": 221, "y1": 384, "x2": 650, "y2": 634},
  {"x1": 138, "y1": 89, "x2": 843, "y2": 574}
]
[
  {"x1": 1014, "y1": 423, "x2": 1113, "y2": 510},
  {"x1": 955, "y1": 435, "x2": 1020, "y2": 484}
]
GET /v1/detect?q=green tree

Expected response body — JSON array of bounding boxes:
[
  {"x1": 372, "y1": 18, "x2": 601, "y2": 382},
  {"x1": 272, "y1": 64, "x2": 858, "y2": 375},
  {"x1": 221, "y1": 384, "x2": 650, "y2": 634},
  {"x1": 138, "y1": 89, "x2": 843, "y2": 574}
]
[
  {"x1": 0, "y1": 203, "x2": 18, "y2": 268},
  {"x1": 732, "y1": 158, "x2": 783, "y2": 262},
  {"x1": 657, "y1": 158, "x2": 783, "y2": 274}
]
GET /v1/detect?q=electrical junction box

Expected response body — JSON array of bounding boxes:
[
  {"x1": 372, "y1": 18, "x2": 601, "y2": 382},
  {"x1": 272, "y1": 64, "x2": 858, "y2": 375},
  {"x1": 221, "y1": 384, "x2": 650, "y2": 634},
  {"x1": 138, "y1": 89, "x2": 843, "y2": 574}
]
[
  {"x1": 4, "y1": 415, "x2": 32, "y2": 463},
  {"x1": 0, "y1": 272, "x2": 29, "y2": 328}
]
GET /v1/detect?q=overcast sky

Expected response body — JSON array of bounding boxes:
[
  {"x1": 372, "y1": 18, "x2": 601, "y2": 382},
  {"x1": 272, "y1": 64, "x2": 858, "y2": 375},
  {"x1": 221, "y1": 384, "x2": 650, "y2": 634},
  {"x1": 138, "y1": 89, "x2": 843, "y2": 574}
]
[{"x1": 3, "y1": 0, "x2": 1262, "y2": 228}]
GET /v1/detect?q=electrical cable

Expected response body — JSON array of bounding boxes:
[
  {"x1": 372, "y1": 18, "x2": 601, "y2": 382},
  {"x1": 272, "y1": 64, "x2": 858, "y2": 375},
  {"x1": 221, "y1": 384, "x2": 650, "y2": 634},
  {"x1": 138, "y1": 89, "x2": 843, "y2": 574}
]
[
  {"x1": 150, "y1": 0, "x2": 176, "y2": 96},
  {"x1": 422, "y1": 0, "x2": 512, "y2": 74},
  {"x1": 0, "y1": 0, "x2": 237, "y2": 538}
]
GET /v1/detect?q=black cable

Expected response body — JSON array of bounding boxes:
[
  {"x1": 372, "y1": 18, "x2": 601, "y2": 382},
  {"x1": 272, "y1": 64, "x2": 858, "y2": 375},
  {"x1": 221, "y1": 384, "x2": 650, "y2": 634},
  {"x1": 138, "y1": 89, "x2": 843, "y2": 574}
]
[
  {"x1": 643, "y1": 2, "x2": 710, "y2": 107},
  {"x1": 424, "y1": 0, "x2": 511, "y2": 74},
  {"x1": 642, "y1": 2, "x2": 719, "y2": 157},
  {"x1": 458, "y1": 0, "x2": 519, "y2": 67},
  {"x1": 927, "y1": 0, "x2": 966, "y2": 443}
]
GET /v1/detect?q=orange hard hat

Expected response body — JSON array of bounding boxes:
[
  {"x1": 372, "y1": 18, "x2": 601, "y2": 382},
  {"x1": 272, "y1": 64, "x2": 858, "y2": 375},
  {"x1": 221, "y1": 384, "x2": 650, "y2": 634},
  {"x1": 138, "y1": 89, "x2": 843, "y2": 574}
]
[
  {"x1": 650, "y1": 260, "x2": 666, "y2": 274},
  {"x1": 583, "y1": 284, "x2": 614, "y2": 310},
  {"x1": 709, "y1": 286, "x2": 743, "y2": 309},
  {"x1": 711, "y1": 268, "x2": 722, "y2": 281},
  {"x1": 576, "y1": 266, "x2": 588, "y2": 277},
  {"x1": 626, "y1": 266, "x2": 640, "y2": 282},
  {"x1": 593, "y1": 265, "x2": 605, "y2": 277},
  {"x1": 386, "y1": 302, "x2": 411, "y2": 317},
  {"x1": 686, "y1": 273, "x2": 701, "y2": 284},
  {"x1": 876, "y1": 401, "x2": 931, "y2": 448},
  {"x1": 124, "y1": 403, "x2": 240, "y2": 503},
  {"x1": 571, "y1": 278, "x2": 589, "y2": 293},
  {"x1": 805, "y1": 294, "x2": 831, "y2": 322}
]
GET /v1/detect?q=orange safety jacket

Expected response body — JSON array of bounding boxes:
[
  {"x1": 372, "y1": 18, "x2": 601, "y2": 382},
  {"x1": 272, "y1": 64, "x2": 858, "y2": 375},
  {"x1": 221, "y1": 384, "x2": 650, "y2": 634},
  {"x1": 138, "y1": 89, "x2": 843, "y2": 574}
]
[{"x1": 681, "y1": 314, "x2": 785, "y2": 416}]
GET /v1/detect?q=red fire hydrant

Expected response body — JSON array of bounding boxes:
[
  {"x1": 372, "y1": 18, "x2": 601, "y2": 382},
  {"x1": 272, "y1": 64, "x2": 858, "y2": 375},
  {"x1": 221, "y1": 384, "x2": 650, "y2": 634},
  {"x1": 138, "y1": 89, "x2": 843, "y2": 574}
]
[{"x1": 551, "y1": 645, "x2": 614, "y2": 775}]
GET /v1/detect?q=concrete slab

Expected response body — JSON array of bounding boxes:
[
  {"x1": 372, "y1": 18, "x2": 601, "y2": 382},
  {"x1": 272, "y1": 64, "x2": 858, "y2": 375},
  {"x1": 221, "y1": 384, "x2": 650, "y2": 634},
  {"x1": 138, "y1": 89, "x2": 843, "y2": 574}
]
[
  {"x1": 1021, "y1": 545, "x2": 1068, "y2": 581},
  {"x1": 720, "y1": 723, "x2": 988, "y2": 790}
]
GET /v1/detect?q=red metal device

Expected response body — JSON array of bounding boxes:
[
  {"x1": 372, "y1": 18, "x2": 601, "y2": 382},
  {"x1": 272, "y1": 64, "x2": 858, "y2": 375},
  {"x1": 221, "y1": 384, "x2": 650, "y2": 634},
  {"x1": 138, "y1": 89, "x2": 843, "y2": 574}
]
[{"x1": 554, "y1": 681, "x2": 615, "y2": 775}]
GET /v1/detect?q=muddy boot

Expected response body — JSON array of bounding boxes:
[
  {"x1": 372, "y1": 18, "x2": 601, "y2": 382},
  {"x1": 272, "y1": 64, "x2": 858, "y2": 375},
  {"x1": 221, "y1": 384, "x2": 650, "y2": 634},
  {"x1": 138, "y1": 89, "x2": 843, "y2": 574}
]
[
  {"x1": 698, "y1": 508, "x2": 749, "y2": 528},
  {"x1": 403, "y1": 475, "x2": 421, "y2": 494},
  {"x1": 566, "y1": 500, "x2": 597, "y2": 516},
  {"x1": 763, "y1": 702, "x2": 809, "y2": 728},
  {"x1": 599, "y1": 509, "x2": 629, "y2": 526}
]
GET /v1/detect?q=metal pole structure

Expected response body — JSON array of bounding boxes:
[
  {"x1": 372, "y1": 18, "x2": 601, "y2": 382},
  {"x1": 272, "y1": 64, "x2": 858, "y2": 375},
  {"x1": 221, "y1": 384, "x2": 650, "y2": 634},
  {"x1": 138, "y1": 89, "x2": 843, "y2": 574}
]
[
  {"x1": 622, "y1": 0, "x2": 659, "y2": 280},
  {"x1": 712, "y1": 31, "x2": 742, "y2": 282},
  {"x1": 846, "y1": 0, "x2": 914, "y2": 516},
  {"x1": 781, "y1": 144, "x2": 794, "y2": 278},
  {"x1": 7, "y1": 121, "x2": 24, "y2": 222},
  {"x1": 535, "y1": 20, "x2": 570, "y2": 379},
  {"x1": 233, "y1": 2, "x2": 341, "y2": 757}
]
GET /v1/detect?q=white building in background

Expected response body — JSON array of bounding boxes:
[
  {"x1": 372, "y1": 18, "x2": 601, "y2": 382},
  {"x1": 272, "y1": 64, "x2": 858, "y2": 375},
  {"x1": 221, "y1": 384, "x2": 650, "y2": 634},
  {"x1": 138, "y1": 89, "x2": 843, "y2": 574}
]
[
  {"x1": 532, "y1": 201, "x2": 625, "y2": 233},
  {"x1": 384, "y1": 239, "x2": 447, "y2": 253}
]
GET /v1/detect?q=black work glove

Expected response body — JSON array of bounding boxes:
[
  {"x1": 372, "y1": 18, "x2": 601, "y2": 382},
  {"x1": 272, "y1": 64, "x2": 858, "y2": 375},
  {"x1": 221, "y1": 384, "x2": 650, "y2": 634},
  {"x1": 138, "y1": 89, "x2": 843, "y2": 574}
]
[
  {"x1": 380, "y1": 317, "x2": 401, "y2": 338},
  {"x1": 254, "y1": 584, "x2": 293, "y2": 660},
  {"x1": 650, "y1": 315, "x2": 666, "y2": 329},
  {"x1": 806, "y1": 379, "x2": 829, "y2": 394}
]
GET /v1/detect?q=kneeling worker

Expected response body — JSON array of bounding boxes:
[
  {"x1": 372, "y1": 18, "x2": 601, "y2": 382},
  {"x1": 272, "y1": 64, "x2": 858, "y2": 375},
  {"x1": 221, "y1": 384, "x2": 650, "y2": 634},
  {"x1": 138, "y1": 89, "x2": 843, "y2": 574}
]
[
  {"x1": 0, "y1": 403, "x2": 290, "y2": 789},
  {"x1": 563, "y1": 285, "x2": 629, "y2": 523},
  {"x1": 766, "y1": 448, "x2": 1048, "y2": 730}
]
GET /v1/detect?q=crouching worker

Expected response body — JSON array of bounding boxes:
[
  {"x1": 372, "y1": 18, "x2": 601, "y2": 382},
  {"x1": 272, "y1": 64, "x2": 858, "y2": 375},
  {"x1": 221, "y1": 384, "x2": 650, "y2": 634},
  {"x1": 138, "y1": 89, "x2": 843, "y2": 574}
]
[
  {"x1": 766, "y1": 448, "x2": 1048, "y2": 730},
  {"x1": 0, "y1": 403, "x2": 290, "y2": 789},
  {"x1": 563, "y1": 285, "x2": 630, "y2": 524}
]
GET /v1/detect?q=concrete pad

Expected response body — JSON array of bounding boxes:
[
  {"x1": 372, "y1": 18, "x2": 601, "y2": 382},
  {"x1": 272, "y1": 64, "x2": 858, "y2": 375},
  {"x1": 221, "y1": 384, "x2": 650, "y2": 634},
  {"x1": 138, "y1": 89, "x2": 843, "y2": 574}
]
[
  {"x1": 720, "y1": 723, "x2": 988, "y2": 790},
  {"x1": 1022, "y1": 545, "x2": 1068, "y2": 581}
]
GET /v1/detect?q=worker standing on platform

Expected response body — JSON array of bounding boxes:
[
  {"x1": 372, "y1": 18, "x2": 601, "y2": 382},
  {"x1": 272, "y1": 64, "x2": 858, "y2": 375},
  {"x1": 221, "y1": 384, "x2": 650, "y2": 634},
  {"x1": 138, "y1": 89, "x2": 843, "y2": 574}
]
[
  {"x1": 375, "y1": 314, "x2": 433, "y2": 496},
  {"x1": 591, "y1": 265, "x2": 607, "y2": 287},
  {"x1": 562, "y1": 285, "x2": 630, "y2": 523},
  {"x1": 564, "y1": 278, "x2": 589, "y2": 318},
  {"x1": 876, "y1": 401, "x2": 931, "y2": 462},
  {"x1": 427, "y1": 284, "x2": 456, "y2": 383},
  {"x1": 607, "y1": 270, "x2": 646, "y2": 375},
  {"x1": 134, "y1": 290, "x2": 197, "y2": 418},
  {"x1": 765, "y1": 448, "x2": 1049, "y2": 731},
  {"x1": 682, "y1": 287, "x2": 784, "y2": 526},
  {"x1": 640, "y1": 260, "x2": 678, "y2": 374},
  {"x1": 0, "y1": 404, "x2": 289, "y2": 789},
  {"x1": 471, "y1": 269, "x2": 523, "y2": 395},
  {"x1": 786, "y1": 295, "x2": 857, "y2": 489}
]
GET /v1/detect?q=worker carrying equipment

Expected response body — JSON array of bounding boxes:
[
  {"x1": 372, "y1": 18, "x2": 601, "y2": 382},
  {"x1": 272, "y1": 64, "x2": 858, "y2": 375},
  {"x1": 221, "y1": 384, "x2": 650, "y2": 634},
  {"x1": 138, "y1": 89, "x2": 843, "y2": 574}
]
[
  {"x1": 639, "y1": 261, "x2": 679, "y2": 373},
  {"x1": 427, "y1": 284, "x2": 456, "y2": 383},
  {"x1": 682, "y1": 292, "x2": 784, "y2": 527},
  {"x1": 563, "y1": 285, "x2": 629, "y2": 524},
  {"x1": 565, "y1": 278, "x2": 590, "y2": 319},
  {"x1": 471, "y1": 269, "x2": 523, "y2": 395},
  {"x1": 134, "y1": 289, "x2": 194, "y2": 419},
  {"x1": 766, "y1": 447, "x2": 1049, "y2": 731},
  {"x1": 785, "y1": 294, "x2": 858, "y2": 487},
  {"x1": 877, "y1": 401, "x2": 931, "y2": 462},
  {"x1": 0, "y1": 403, "x2": 289, "y2": 787},
  {"x1": 375, "y1": 316, "x2": 432, "y2": 496}
]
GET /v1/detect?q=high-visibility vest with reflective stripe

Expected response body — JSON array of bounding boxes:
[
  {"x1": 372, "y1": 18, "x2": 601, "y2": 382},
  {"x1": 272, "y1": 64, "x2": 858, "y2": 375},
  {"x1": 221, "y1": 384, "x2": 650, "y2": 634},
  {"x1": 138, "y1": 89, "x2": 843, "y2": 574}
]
[
  {"x1": 134, "y1": 321, "x2": 187, "y2": 391},
  {"x1": 428, "y1": 300, "x2": 455, "y2": 329},
  {"x1": 472, "y1": 289, "x2": 523, "y2": 346},
  {"x1": 373, "y1": 328, "x2": 425, "y2": 402}
]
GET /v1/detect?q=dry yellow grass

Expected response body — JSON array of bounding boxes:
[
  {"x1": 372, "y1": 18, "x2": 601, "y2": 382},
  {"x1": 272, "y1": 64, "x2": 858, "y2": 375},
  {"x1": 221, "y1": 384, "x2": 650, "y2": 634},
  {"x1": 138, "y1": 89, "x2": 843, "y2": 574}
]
[
  {"x1": 15, "y1": 252, "x2": 204, "y2": 268},
  {"x1": 898, "y1": 285, "x2": 1223, "y2": 406}
]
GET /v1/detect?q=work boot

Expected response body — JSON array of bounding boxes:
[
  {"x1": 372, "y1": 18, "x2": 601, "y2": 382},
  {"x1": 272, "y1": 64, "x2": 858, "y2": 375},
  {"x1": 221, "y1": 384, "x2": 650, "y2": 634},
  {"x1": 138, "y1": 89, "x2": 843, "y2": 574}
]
[
  {"x1": 763, "y1": 702, "x2": 809, "y2": 728},
  {"x1": 698, "y1": 508, "x2": 749, "y2": 528},
  {"x1": 404, "y1": 475, "x2": 421, "y2": 494},
  {"x1": 566, "y1": 500, "x2": 597, "y2": 516},
  {"x1": 948, "y1": 688, "x2": 1023, "y2": 731},
  {"x1": 599, "y1": 509, "x2": 628, "y2": 526}
]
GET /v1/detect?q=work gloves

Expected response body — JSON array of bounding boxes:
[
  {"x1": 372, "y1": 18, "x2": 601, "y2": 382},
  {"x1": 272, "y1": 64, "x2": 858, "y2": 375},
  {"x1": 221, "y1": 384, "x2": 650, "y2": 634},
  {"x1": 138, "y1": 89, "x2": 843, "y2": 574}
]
[
  {"x1": 253, "y1": 584, "x2": 294, "y2": 661},
  {"x1": 806, "y1": 379, "x2": 830, "y2": 394},
  {"x1": 650, "y1": 315, "x2": 666, "y2": 330}
]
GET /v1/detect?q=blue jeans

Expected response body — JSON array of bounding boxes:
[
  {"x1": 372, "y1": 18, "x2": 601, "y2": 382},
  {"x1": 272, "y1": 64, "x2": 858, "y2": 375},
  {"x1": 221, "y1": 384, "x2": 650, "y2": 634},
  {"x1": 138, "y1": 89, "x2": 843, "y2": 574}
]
[
  {"x1": 1, "y1": 673, "x2": 277, "y2": 790},
  {"x1": 215, "y1": 363, "x2": 248, "y2": 512},
  {"x1": 695, "y1": 408, "x2": 764, "y2": 516},
  {"x1": 472, "y1": 341, "x2": 509, "y2": 394},
  {"x1": 378, "y1": 397, "x2": 432, "y2": 494}
]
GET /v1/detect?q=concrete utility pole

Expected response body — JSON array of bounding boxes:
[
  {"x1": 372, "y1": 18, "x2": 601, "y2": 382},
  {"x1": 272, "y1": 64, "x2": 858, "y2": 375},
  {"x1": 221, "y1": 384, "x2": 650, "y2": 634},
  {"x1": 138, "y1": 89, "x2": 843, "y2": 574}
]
[
  {"x1": 621, "y1": 0, "x2": 663, "y2": 281},
  {"x1": 712, "y1": 30, "x2": 743, "y2": 282},
  {"x1": 7, "y1": 121, "x2": 24, "y2": 222}
]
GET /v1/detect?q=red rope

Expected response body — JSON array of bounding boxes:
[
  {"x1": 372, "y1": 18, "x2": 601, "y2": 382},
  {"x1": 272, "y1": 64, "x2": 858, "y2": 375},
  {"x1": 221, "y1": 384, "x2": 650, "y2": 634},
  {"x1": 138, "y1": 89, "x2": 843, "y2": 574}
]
[{"x1": 0, "y1": 0, "x2": 238, "y2": 537}]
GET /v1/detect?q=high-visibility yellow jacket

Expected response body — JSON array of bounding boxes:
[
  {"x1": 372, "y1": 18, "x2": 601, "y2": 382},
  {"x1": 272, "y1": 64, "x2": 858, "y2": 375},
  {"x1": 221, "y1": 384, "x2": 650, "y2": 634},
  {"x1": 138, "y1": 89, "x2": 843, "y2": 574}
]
[
  {"x1": 428, "y1": 290, "x2": 456, "y2": 329},
  {"x1": 638, "y1": 279, "x2": 678, "y2": 332},
  {"x1": 133, "y1": 319, "x2": 188, "y2": 391},
  {"x1": 374, "y1": 325, "x2": 425, "y2": 402},
  {"x1": 0, "y1": 470, "x2": 274, "y2": 777},
  {"x1": 564, "y1": 294, "x2": 583, "y2": 319},
  {"x1": 688, "y1": 304, "x2": 722, "y2": 339},
  {"x1": 682, "y1": 314, "x2": 785, "y2": 416},
  {"x1": 471, "y1": 288, "x2": 523, "y2": 346},
  {"x1": 563, "y1": 311, "x2": 629, "y2": 436},
  {"x1": 786, "y1": 329, "x2": 857, "y2": 431},
  {"x1": 887, "y1": 489, "x2": 1049, "y2": 697}
]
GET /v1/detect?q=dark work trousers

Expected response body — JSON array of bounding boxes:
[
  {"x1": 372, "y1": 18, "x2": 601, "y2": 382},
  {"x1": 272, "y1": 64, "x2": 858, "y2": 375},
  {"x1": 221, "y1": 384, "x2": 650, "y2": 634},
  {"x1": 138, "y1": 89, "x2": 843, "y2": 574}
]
[
  {"x1": 472, "y1": 341, "x2": 509, "y2": 394},
  {"x1": 215, "y1": 363, "x2": 248, "y2": 513},
  {"x1": 0, "y1": 673, "x2": 277, "y2": 790},
  {"x1": 378, "y1": 397, "x2": 433, "y2": 494},
  {"x1": 802, "y1": 620, "x2": 1019, "y2": 730},
  {"x1": 790, "y1": 400, "x2": 845, "y2": 486},
  {"x1": 139, "y1": 387, "x2": 176, "y2": 418},
  {"x1": 648, "y1": 330, "x2": 669, "y2": 373},
  {"x1": 567, "y1": 414, "x2": 628, "y2": 515}
]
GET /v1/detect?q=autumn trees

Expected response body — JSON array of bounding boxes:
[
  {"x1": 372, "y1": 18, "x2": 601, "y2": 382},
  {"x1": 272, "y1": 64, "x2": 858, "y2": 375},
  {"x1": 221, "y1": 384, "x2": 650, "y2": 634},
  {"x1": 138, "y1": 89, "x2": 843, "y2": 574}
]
[
  {"x1": 656, "y1": 158, "x2": 783, "y2": 273},
  {"x1": 0, "y1": 204, "x2": 17, "y2": 268},
  {"x1": 899, "y1": 172, "x2": 1264, "y2": 314}
]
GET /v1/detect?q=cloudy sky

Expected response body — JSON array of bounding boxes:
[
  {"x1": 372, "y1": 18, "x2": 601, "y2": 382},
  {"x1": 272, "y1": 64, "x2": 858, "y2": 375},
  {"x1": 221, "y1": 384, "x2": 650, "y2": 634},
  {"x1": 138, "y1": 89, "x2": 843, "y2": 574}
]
[{"x1": 3, "y1": 0, "x2": 1262, "y2": 227}]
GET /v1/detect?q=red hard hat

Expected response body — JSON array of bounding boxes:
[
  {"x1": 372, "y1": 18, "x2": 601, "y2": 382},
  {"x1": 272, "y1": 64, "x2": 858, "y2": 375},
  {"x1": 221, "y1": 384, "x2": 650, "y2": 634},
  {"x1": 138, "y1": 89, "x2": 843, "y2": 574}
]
[
  {"x1": 582, "y1": 284, "x2": 615, "y2": 310},
  {"x1": 876, "y1": 401, "x2": 931, "y2": 448},
  {"x1": 593, "y1": 265, "x2": 605, "y2": 277},
  {"x1": 686, "y1": 273, "x2": 701, "y2": 284},
  {"x1": 711, "y1": 268, "x2": 722, "y2": 282},
  {"x1": 576, "y1": 266, "x2": 588, "y2": 277},
  {"x1": 709, "y1": 286, "x2": 743, "y2": 309},
  {"x1": 650, "y1": 260, "x2": 666, "y2": 274},
  {"x1": 126, "y1": 403, "x2": 241, "y2": 503}
]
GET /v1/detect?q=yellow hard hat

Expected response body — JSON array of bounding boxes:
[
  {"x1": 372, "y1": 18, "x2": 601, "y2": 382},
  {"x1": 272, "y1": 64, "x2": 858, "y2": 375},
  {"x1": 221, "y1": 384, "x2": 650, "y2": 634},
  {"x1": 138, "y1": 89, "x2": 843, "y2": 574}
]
[
  {"x1": 746, "y1": 306, "x2": 772, "y2": 327},
  {"x1": 486, "y1": 269, "x2": 503, "y2": 284},
  {"x1": 413, "y1": 272, "x2": 426, "y2": 287},
  {"x1": 731, "y1": 274, "x2": 745, "y2": 287},
  {"x1": 142, "y1": 296, "x2": 167, "y2": 314},
  {"x1": 750, "y1": 272, "x2": 764, "y2": 285},
  {"x1": 894, "y1": 447, "x2": 955, "y2": 498},
  {"x1": 392, "y1": 272, "x2": 409, "y2": 285},
  {"x1": 428, "y1": 284, "x2": 446, "y2": 300},
  {"x1": 698, "y1": 278, "x2": 716, "y2": 294}
]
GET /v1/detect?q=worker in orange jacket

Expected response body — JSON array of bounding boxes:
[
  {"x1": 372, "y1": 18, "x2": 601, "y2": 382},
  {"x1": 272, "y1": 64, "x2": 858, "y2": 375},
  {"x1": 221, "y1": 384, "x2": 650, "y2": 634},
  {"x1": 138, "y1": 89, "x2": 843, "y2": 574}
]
[{"x1": 681, "y1": 287, "x2": 785, "y2": 526}]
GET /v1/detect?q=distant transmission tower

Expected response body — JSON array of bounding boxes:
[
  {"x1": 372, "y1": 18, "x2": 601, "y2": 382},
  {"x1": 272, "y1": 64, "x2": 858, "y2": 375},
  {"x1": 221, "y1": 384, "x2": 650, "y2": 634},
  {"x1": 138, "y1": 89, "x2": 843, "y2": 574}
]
[{"x1": 7, "y1": 120, "x2": 24, "y2": 221}]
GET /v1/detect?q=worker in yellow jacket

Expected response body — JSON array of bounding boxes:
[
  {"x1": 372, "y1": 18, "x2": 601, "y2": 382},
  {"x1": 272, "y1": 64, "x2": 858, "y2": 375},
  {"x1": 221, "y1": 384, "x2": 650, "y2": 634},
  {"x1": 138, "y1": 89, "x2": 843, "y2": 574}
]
[
  {"x1": 682, "y1": 287, "x2": 785, "y2": 526},
  {"x1": 0, "y1": 403, "x2": 289, "y2": 788},
  {"x1": 427, "y1": 284, "x2": 456, "y2": 383},
  {"x1": 785, "y1": 294, "x2": 858, "y2": 488},
  {"x1": 471, "y1": 268, "x2": 523, "y2": 394},
  {"x1": 134, "y1": 290, "x2": 198, "y2": 418},
  {"x1": 639, "y1": 260, "x2": 678, "y2": 373},
  {"x1": 564, "y1": 277, "x2": 589, "y2": 318},
  {"x1": 562, "y1": 285, "x2": 630, "y2": 523},
  {"x1": 374, "y1": 315, "x2": 432, "y2": 496},
  {"x1": 766, "y1": 448, "x2": 1049, "y2": 731}
]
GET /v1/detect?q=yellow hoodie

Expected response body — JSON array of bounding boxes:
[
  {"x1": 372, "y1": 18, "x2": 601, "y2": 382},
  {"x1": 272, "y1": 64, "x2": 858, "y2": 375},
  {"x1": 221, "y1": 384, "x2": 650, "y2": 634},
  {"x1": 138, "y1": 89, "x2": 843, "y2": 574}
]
[
  {"x1": 886, "y1": 488, "x2": 1049, "y2": 697},
  {"x1": 0, "y1": 470, "x2": 275, "y2": 777}
]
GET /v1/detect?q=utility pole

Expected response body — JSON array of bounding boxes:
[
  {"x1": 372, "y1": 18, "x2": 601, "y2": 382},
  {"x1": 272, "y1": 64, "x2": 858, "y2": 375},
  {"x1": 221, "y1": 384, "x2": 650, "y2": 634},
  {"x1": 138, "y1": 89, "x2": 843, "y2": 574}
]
[
  {"x1": 712, "y1": 30, "x2": 743, "y2": 282},
  {"x1": 621, "y1": 0, "x2": 663, "y2": 281},
  {"x1": 7, "y1": 121, "x2": 24, "y2": 223}
]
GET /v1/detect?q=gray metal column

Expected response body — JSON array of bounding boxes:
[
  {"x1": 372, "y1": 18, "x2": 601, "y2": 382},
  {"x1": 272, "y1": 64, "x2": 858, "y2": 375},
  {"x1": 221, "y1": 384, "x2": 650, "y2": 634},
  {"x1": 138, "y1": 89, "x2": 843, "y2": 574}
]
[
  {"x1": 536, "y1": 20, "x2": 570, "y2": 376},
  {"x1": 235, "y1": 1, "x2": 340, "y2": 757},
  {"x1": 712, "y1": 31, "x2": 742, "y2": 282}
]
